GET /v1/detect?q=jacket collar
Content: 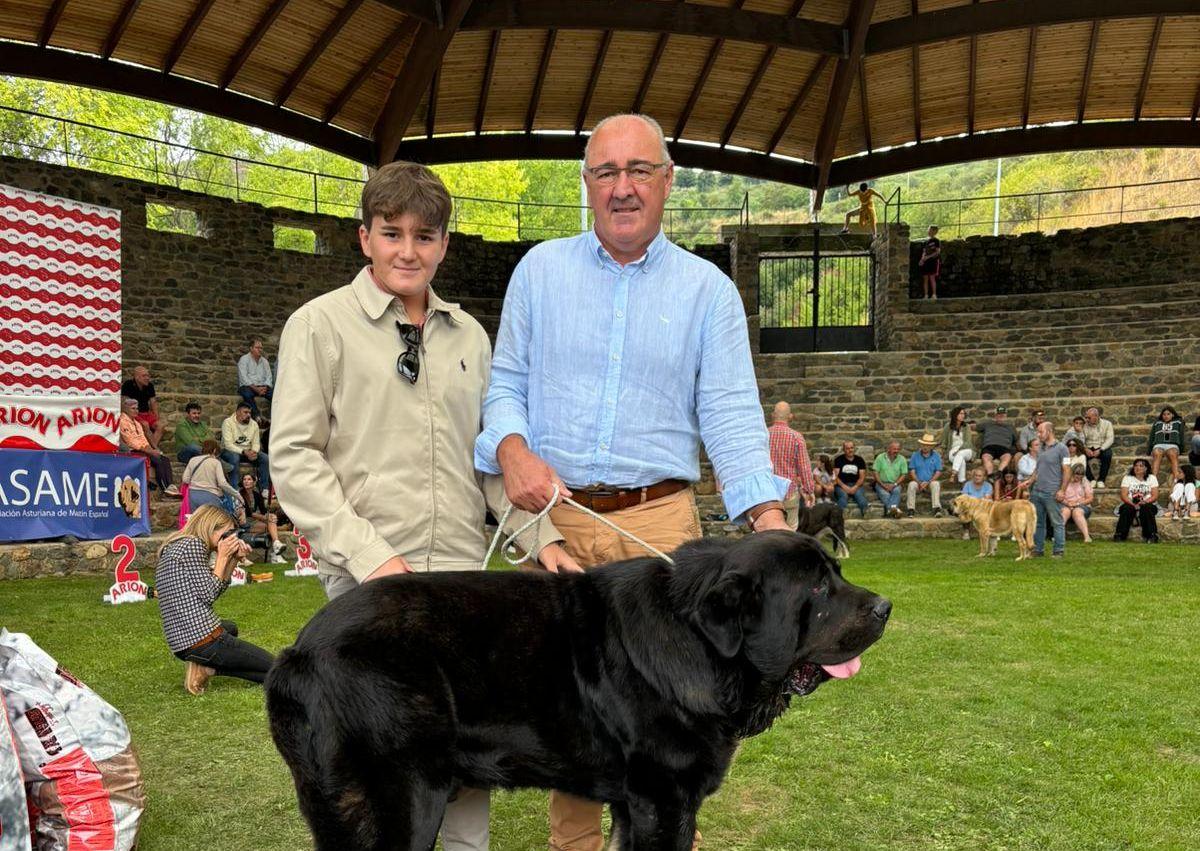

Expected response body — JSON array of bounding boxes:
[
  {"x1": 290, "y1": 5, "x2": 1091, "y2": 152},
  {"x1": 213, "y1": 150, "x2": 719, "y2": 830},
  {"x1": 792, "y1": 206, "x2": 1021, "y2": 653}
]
[{"x1": 351, "y1": 266, "x2": 460, "y2": 323}]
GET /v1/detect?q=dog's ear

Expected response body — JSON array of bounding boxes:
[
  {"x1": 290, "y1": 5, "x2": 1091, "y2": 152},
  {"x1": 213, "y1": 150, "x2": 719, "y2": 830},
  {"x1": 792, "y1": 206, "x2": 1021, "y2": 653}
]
[{"x1": 693, "y1": 572, "x2": 752, "y2": 658}]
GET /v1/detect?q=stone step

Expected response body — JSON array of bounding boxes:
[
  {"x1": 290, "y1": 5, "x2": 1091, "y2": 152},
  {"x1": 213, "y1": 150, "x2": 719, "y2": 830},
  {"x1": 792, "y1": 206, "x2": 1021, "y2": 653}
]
[
  {"x1": 892, "y1": 316, "x2": 1195, "y2": 351},
  {"x1": 894, "y1": 295, "x2": 1200, "y2": 332},
  {"x1": 905, "y1": 280, "x2": 1193, "y2": 315},
  {"x1": 802, "y1": 364, "x2": 866, "y2": 378}
]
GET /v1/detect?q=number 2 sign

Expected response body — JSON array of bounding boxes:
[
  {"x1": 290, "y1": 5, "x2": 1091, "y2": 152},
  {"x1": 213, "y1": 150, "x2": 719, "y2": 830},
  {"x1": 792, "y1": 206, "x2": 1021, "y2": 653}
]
[{"x1": 103, "y1": 535, "x2": 149, "y2": 604}]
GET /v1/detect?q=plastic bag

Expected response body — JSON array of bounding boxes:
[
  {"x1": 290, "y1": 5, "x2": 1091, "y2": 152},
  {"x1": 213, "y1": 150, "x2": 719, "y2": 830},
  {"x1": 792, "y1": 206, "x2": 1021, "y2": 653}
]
[
  {"x1": 0, "y1": 630, "x2": 144, "y2": 851},
  {"x1": 0, "y1": 689, "x2": 32, "y2": 851}
]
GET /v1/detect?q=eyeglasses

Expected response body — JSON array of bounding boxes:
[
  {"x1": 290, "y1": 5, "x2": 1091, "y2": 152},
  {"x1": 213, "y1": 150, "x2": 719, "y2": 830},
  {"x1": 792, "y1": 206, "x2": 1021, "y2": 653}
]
[
  {"x1": 396, "y1": 322, "x2": 421, "y2": 384},
  {"x1": 582, "y1": 162, "x2": 668, "y2": 186}
]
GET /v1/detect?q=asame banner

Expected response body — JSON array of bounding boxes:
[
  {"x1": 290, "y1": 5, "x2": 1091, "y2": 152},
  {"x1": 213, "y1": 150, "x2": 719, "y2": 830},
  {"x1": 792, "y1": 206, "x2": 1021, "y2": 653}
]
[
  {"x1": 0, "y1": 449, "x2": 149, "y2": 543},
  {"x1": 0, "y1": 183, "x2": 122, "y2": 452}
]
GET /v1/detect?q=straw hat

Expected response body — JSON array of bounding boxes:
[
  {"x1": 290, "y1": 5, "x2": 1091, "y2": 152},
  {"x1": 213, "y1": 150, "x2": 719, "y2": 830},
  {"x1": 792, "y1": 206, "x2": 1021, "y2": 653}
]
[{"x1": 917, "y1": 432, "x2": 938, "y2": 447}]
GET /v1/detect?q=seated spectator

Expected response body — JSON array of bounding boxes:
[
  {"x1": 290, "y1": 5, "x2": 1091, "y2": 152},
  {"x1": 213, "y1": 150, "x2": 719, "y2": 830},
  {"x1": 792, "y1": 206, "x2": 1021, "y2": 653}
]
[
  {"x1": 237, "y1": 473, "x2": 287, "y2": 563},
  {"x1": 174, "y1": 401, "x2": 212, "y2": 464},
  {"x1": 1017, "y1": 406, "x2": 1045, "y2": 456},
  {"x1": 1063, "y1": 416, "x2": 1087, "y2": 448},
  {"x1": 1064, "y1": 438, "x2": 1087, "y2": 476},
  {"x1": 1082, "y1": 406, "x2": 1115, "y2": 488},
  {"x1": 976, "y1": 406, "x2": 1017, "y2": 476},
  {"x1": 958, "y1": 466, "x2": 993, "y2": 539},
  {"x1": 120, "y1": 365, "x2": 164, "y2": 448},
  {"x1": 237, "y1": 339, "x2": 274, "y2": 413},
  {"x1": 1115, "y1": 458, "x2": 1159, "y2": 544},
  {"x1": 833, "y1": 441, "x2": 869, "y2": 518},
  {"x1": 812, "y1": 454, "x2": 836, "y2": 503},
  {"x1": 1059, "y1": 468, "x2": 1094, "y2": 543},
  {"x1": 942, "y1": 405, "x2": 975, "y2": 484},
  {"x1": 155, "y1": 505, "x2": 274, "y2": 695},
  {"x1": 993, "y1": 468, "x2": 1021, "y2": 501},
  {"x1": 906, "y1": 433, "x2": 943, "y2": 517},
  {"x1": 872, "y1": 440, "x2": 908, "y2": 519},
  {"x1": 1191, "y1": 413, "x2": 1200, "y2": 467},
  {"x1": 221, "y1": 402, "x2": 270, "y2": 493},
  {"x1": 183, "y1": 439, "x2": 239, "y2": 512},
  {"x1": 1147, "y1": 405, "x2": 1185, "y2": 484},
  {"x1": 1016, "y1": 438, "x2": 1039, "y2": 496},
  {"x1": 119, "y1": 396, "x2": 179, "y2": 497},
  {"x1": 1169, "y1": 464, "x2": 1198, "y2": 520}
]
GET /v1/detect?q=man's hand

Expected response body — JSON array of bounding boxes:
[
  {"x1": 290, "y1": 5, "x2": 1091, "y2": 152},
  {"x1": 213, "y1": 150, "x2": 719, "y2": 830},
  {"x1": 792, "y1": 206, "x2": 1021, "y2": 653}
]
[
  {"x1": 536, "y1": 543, "x2": 583, "y2": 574},
  {"x1": 802, "y1": 492, "x2": 815, "y2": 508},
  {"x1": 497, "y1": 435, "x2": 571, "y2": 512},
  {"x1": 245, "y1": 450, "x2": 257, "y2": 461},
  {"x1": 751, "y1": 509, "x2": 790, "y2": 532},
  {"x1": 364, "y1": 555, "x2": 413, "y2": 582}
]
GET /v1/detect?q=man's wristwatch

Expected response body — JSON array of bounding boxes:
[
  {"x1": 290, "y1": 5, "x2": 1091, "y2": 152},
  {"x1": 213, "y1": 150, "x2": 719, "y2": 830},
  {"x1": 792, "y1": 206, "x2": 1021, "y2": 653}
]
[{"x1": 747, "y1": 501, "x2": 786, "y2": 530}]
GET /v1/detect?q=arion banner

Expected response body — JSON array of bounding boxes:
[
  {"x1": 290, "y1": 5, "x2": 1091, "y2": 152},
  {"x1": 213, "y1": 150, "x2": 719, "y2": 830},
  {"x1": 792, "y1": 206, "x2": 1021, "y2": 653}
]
[
  {"x1": 0, "y1": 183, "x2": 122, "y2": 452},
  {"x1": 0, "y1": 449, "x2": 149, "y2": 543}
]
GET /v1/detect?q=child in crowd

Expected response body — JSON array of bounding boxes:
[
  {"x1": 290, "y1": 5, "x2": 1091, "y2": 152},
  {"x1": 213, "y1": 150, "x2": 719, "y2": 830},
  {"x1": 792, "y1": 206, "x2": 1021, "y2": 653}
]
[
  {"x1": 994, "y1": 468, "x2": 1021, "y2": 501},
  {"x1": 1169, "y1": 464, "x2": 1198, "y2": 520},
  {"x1": 918, "y1": 225, "x2": 941, "y2": 299}
]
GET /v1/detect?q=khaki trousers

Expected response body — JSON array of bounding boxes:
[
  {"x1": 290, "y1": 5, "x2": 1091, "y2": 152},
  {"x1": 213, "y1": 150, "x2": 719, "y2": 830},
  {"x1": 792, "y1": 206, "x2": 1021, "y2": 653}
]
[
  {"x1": 783, "y1": 493, "x2": 800, "y2": 529},
  {"x1": 546, "y1": 488, "x2": 702, "y2": 851}
]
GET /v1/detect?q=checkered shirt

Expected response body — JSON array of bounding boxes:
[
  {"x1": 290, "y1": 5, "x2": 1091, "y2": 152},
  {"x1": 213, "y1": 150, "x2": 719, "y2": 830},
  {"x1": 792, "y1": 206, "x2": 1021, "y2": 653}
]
[
  {"x1": 156, "y1": 537, "x2": 230, "y2": 653},
  {"x1": 768, "y1": 422, "x2": 815, "y2": 500}
]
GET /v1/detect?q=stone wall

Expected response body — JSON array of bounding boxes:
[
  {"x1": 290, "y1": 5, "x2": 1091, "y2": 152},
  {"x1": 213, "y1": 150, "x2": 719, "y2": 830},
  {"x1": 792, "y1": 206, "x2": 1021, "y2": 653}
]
[
  {"x1": 874, "y1": 224, "x2": 910, "y2": 351},
  {"x1": 909, "y1": 217, "x2": 1200, "y2": 297}
]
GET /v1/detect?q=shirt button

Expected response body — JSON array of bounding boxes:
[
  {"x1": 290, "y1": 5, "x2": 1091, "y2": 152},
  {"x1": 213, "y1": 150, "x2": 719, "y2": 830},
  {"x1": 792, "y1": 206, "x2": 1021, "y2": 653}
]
[
  {"x1": 600, "y1": 442, "x2": 608, "y2": 450},
  {"x1": 616, "y1": 310, "x2": 624, "y2": 318},
  {"x1": 611, "y1": 353, "x2": 620, "y2": 362}
]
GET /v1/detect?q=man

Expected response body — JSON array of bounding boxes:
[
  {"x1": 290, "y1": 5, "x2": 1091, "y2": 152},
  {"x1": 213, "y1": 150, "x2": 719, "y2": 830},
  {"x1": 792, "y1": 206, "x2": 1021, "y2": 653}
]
[
  {"x1": 118, "y1": 396, "x2": 179, "y2": 496},
  {"x1": 872, "y1": 440, "x2": 908, "y2": 519},
  {"x1": 1082, "y1": 405, "x2": 1115, "y2": 488},
  {"x1": 907, "y1": 433, "x2": 944, "y2": 517},
  {"x1": 1018, "y1": 407, "x2": 1045, "y2": 454},
  {"x1": 1030, "y1": 421, "x2": 1070, "y2": 558},
  {"x1": 237, "y1": 339, "x2": 273, "y2": 411},
  {"x1": 120, "y1": 365, "x2": 164, "y2": 448},
  {"x1": 174, "y1": 401, "x2": 211, "y2": 464},
  {"x1": 475, "y1": 113, "x2": 789, "y2": 851},
  {"x1": 221, "y1": 402, "x2": 270, "y2": 493},
  {"x1": 833, "y1": 440, "x2": 869, "y2": 518},
  {"x1": 977, "y1": 405, "x2": 1017, "y2": 476},
  {"x1": 272, "y1": 161, "x2": 575, "y2": 851},
  {"x1": 767, "y1": 401, "x2": 815, "y2": 528}
]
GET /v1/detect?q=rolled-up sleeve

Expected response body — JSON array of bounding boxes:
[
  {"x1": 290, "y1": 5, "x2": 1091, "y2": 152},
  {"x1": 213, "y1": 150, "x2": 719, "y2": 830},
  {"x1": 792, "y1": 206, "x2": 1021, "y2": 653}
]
[
  {"x1": 475, "y1": 263, "x2": 533, "y2": 474},
  {"x1": 696, "y1": 282, "x2": 789, "y2": 522},
  {"x1": 269, "y1": 312, "x2": 396, "y2": 582}
]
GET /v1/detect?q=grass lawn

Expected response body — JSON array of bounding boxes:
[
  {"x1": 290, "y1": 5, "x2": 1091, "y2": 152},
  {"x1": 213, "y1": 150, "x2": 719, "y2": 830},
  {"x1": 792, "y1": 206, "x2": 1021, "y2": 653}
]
[{"x1": 3, "y1": 539, "x2": 1200, "y2": 850}]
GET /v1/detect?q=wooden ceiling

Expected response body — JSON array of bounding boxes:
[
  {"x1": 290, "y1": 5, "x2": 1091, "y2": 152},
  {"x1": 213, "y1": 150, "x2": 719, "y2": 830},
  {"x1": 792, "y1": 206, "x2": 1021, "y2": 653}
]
[{"x1": 3, "y1": 0, "x2": 1199, "y2": 204}]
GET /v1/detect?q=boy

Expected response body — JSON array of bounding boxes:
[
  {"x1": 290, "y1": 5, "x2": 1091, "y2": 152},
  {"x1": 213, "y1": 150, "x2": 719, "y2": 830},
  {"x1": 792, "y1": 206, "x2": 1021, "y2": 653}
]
[
  {"x1": 270, "y1": 161, "x2": 577, "y2": 851},
  {"x1": 918, "y1": 225, "x2": 941, "y2": 299},
  {"x1": 840, "y1": 182, "x2": 887, "y2": 236}
]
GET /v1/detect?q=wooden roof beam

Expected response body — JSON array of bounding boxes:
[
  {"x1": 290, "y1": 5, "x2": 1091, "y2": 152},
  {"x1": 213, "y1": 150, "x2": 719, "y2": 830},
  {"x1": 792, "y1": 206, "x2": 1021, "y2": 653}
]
[
  {"x1": 425, "y1": 65, "x2": 440, "y2": 138},
  {"x1": 1021, "y1": 27, "x2": 1037, "y2": 128},
  {"x1": 1077, "y1": 20, "x2": 1099, "y2": 123},
  {"x1": 37, "y1": 0, "x2": 69, "y2": 48},
  {"x1": 275, "y1": 0, "x2": 365, "y2": 107},
  {"x1": 101, "y1": 0, "x2": 142, "y2": 59},
  {"x1": 812, "y1": 0, "x2": 876, "y2": 210},
  {"x1": 376, "y1": 0, "x2": 474, "y2": 164},
  {"x1": 910, "y1": 0, "x2": 920, "y2": 143},
  {"x1": 966, "y1": 0, "x2": 977, "y2": 135},
  {"x1": 765, "y1": 54, "x2": 829, "y2": 155},
  {"x1": 719, "y1": 0, "x2": 806, "y2": 149},
  {"x1": 673, "y1": 0, "x2": 747, "y2": 142},
  {"x1": 325, "y1": 19, "x2": 416, "y2": 123},
  {"x1": 162, "y1": 0, "x2": 218, "y2": 76},
  {"x1": 220, "y1": 0, "x2": 290, "y2": 89},
  {"x1": 525, "y1": 28, "x2": 556, "y2": 134},
  {"x1": 1134, "y1": 16, "x2": 1164, "y2": 121},
  {"x1": 575, "y1": 29, "x2": 612, "y2": 134},
  {"x1": 475, "y1": 30, "x2": 501, "y2": 133},
  {"x1": 858, "y1": 62, "x2": 872, "y2": 153},
  {"x1": 631, "y1": 0, "x2": 685, "y2": 115}
]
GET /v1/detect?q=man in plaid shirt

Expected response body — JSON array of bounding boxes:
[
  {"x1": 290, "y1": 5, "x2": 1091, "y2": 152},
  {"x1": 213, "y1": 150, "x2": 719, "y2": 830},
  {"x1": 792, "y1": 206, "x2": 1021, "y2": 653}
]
[{"x1": 768, "y1": 401, "x2": 816, "y2": 529}]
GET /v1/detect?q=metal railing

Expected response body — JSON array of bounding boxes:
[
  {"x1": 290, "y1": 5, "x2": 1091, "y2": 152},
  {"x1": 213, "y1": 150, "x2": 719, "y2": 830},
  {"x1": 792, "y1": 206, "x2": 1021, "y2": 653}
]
[
  {"x1": 0, "y1": 105, "x2": 748, "y2": 244},
  {"x1": 883, "y1": 173, "x2": 1200, "y2": 238}
]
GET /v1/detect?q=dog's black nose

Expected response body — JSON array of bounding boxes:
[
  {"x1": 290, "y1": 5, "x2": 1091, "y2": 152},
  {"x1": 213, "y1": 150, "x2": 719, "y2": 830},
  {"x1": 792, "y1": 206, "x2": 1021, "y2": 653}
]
[{"x1": 872, "y1": 598, "x2": 892, "y2": 621}]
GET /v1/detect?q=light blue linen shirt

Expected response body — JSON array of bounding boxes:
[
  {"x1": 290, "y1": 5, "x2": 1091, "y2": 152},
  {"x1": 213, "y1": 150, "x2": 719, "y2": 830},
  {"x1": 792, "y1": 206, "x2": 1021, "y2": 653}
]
[{"x1": 474, "y1": 229, "x2": 788, "y2": 522}]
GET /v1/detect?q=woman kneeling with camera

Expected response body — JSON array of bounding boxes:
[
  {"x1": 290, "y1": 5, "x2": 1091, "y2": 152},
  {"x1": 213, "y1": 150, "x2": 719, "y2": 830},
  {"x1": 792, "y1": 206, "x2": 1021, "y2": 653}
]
[{"x1": 156, "y1": 504, "x2": 275, "y2": 694}]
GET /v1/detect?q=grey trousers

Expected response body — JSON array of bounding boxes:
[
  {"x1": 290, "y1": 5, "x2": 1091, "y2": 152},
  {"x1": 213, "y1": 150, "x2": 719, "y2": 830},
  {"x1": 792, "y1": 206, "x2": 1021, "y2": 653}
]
[{"x1": 320, "y1": 571, "x2": 490, "y2": 851}]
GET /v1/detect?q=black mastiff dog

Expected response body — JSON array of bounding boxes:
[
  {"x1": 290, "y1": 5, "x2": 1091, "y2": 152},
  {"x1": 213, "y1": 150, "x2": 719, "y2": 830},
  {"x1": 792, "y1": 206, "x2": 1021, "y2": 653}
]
[
  {"x1": 796, "y1": 501, "x2": 851, "y2": 558},
  {"x1": 266, "y1": 532, "x2": 889, "y2": 851}
]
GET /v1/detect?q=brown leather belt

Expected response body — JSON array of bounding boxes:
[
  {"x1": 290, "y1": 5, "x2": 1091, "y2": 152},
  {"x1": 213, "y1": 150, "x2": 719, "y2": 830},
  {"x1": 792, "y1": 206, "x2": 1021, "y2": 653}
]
[
  {"x1": 568, "y1": 479, "x2": 688, "y2": 514},
  {"x1": 188, "y1": 624, "x2": 224, "y2": 651}
]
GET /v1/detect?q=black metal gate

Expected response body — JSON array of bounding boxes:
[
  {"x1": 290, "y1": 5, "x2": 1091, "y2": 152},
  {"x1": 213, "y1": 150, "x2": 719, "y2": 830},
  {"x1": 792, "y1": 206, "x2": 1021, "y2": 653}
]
[{"x1": 758, "y1": 250, "x2": 875, "y2": 353}]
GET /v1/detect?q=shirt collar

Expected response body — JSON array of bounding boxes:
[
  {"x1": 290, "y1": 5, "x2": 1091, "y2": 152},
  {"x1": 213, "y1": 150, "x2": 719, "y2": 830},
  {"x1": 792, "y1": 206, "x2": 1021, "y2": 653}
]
[
  {"x1": 587, "y1": 229, "x2": 668, "y2": 273},
  {"x1": 351, "y1": 266, "x2": 460, "y2": 322}
]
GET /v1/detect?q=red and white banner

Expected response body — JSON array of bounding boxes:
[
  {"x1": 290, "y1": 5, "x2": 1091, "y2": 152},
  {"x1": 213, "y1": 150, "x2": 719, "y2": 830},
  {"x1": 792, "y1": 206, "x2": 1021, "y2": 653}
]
[{"x1": 0, "y1": 183, "x2": 121, "y2": 451}]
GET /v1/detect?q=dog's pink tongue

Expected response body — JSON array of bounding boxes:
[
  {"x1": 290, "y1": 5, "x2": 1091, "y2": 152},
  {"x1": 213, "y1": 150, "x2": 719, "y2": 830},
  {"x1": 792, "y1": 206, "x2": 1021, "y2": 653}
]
[{"x1": 820, "y1": 656, "x2": 862, "y2": 679}]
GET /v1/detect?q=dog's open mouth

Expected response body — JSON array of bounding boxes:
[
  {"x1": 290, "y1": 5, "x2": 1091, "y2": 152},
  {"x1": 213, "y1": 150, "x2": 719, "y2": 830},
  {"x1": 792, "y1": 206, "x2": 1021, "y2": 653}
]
[{"x1": 786, "y1": 657, "x2": 863, "y2": 696}]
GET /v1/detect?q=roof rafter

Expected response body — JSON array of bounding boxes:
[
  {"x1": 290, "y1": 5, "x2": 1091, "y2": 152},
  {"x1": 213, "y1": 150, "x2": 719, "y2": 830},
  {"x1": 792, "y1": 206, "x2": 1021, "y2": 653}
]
[
  {"x1": 220, "y1": 0, "x2": 290, "y2": 89},
  {"x1": 1077, "y1": 20, "x2": 1099, "y2": 123},
  {"x1": 575, "y1": 29, "x2": 612, "y2": 133},
  {"x1": 475, "y1": 30, "x2": 501, "y2": 134},
  {"x1": 162, "y1": 0, "x2": 218, "y2": 76},
  {"x1": 425, "y1": 64, "x2": 440, "y2": 138},
  {"x1": 376, "y1": 0, "x2": 475, "y2": 164},
  {"x1": 766, "y1": 54, "x2": 829, "y2": 155},
  {"x1": 1021, "y1": 26, "x2": 1037, "y2": 128},
  {"x1": 631, "y1": 0, "x2": 685, "y2": 115},
  {"x1": 525, "y1": 28, "x2": 556, "y2": 134},
  {"x1": 274, "y1": 0, "x2": 365, "y2": 107},
  {"x1": 101, "y1": 0, "x2": 142, "y2": 59},
  {"x1": 673, "y1": 0, "x2": 746, "y2": 142},
  {"x1": 910, "y1": 0, "x2": 920, "y2": 143},
  {"x1": 325, "y1": 18, "x2": 416, "y2": 124},
  {"x1": 1133, "y1": 16, "x2": 1164, "y2": 120},
  {"x1": 37, "y1": 0, "x2": 69, "y2": 48},
  {"x1": 719, "y1": 0, "x2": 806, "y2": 149},
  {"x1": 858, "y1": 62, "x2": 871, "y2": 153},
  {"x1": 966, "y1": 0, "x2": 978, "y2": 135},
  {"x1": 812, "y1": 0, "x2": 876, "y2": 210}
]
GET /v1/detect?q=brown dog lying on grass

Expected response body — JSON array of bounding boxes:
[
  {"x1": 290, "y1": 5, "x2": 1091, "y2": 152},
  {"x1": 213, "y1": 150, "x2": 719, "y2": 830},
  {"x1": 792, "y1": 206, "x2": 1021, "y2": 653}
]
[{"x1": 951, "y1": 494, "x2": 1036, "y2": 560}]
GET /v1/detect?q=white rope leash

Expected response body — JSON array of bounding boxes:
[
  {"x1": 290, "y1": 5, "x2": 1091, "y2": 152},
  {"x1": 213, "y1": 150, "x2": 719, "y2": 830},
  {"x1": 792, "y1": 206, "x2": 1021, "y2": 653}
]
[{"x1": 483, "y1": 484, "x2": 676, "y2": 569}]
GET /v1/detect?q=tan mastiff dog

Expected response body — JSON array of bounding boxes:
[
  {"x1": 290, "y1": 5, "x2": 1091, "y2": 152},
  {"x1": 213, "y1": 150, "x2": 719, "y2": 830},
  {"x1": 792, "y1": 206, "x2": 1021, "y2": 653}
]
[{"x1": 952, "y1": 494, "x2": 1036, "y2": 560}]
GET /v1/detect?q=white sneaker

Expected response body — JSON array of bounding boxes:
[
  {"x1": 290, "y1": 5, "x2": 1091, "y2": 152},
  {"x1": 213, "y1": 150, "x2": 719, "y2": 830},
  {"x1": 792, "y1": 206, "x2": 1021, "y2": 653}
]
[
  {"x1": 268, "y1": 552, "x2": 288, "y2": 564},
  {"x1": 270, "y1": 539, "x2": 286, "y2": 555},
  {"x1": 262, "y1": 488, "x2": 271, "y2": 500},
  {"x1": 1093, "y1": 481, "x2": 1105, "y2": 489}
]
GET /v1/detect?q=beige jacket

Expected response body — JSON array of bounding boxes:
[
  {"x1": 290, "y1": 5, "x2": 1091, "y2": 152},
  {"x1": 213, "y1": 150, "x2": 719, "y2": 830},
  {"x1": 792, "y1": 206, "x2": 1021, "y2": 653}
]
[{"x1": 270, "y1": 267, "x2": 560, "y2": 581}]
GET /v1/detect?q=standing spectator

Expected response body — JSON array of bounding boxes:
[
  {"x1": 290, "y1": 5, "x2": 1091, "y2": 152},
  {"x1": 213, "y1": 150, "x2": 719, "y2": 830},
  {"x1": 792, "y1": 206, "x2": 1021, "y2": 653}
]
[
  {"x1": 906, "y1": 433, "x2": 943, "y2": 517},
  {"x1": 1169, "y1": 465, "x2": 1198, "y2": 520},
  {"x1": 174, "y1": 401, "x2": 212, "y2": 464},
  {"x1": 119, "y1": 396, "x2": 179, "y2": 497},
  {"x1": 1016, "y1": 438, "x2": 1039, "y2": 496},
  {"x1": 1147, "y1": 405, "x2": 1185, "y2": 484},
  {"x1": 918, "y1": 226, "x2": 941, "y2": 299},
  {"x1": 155, "y1": 504, "x2": 272, "y2": 695},
  {"x1": 942, "y1": 406, "x2": 975, "y2": 483},
  {"x1": 237, "y1": 339, "x2": 274, "y2": 412},
  {"x1": 833, "y1": 441, "x2": 869, "y2": 517},
  {"x1": 1115, "y1": 458, "x2": 1159, "y2": 543},
  {"x1": 120, "y1": 365, "x2": 164, "y2": 448},
  {"x1": 1059, "y1": 468, "x2": 1094, "y2": 543},
  {"x1": 183, "y1": 440, "x2": 239, "y2": 511},
  {"x1": 976, "y1": 406, "x2": 1017, "y2": 477},
  {"x1": 1082, "y1": 406, "x2": 1115, "y2": 488},
  {"x1": 839, "y1": 182, "x2": 886, "y2": 236},
  {"x1": 994, "y1": 468, "x2": 1021, "y2": 501},
  {"x1": 1017, "y1": 407, "x2": 1045, "y2": 455},
  {"x1": 221, "y1": 402, "x2": 270, "y2": 493},
  {"x1": 767, "y1": 401, "x2": 815, "y2": 528},
  {"x1": 1030, "y1": 421, "x2": 1070, "y2": 558},
  {"x1": 1190, "y1": 413, "x2": 1200, "y2": 466},
  {"x1": 872, "y1": 440, "x2": 908, "y2": 519},
  {"x1": 812, "y1": 454, "x2": 836, "y2": 503},
  {"x1": 1063, "y1": 416, "x2": 1087, "y2": 448},
  {"x1": 959, "y1": 466, "x2": 993, "y2": 539}
]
